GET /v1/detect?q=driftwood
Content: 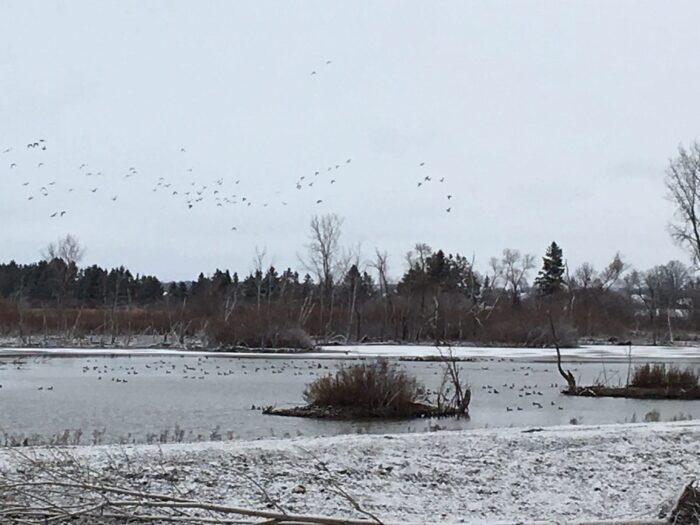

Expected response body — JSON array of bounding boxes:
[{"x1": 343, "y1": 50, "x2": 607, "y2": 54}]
[
  {"x1": 0, "y1": 447, "x2": 388, "y2": 525},
  {"x1": 549, "y1": 313, "x2": 577, "y2": 393},
  {"x1": 669, "y1": 479, "x2": 699, "y2": 525}
]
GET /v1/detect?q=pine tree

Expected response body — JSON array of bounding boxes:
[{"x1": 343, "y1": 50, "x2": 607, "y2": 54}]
[{"x1": 534, "y1": 241, "x2": 565, "y2": 296}]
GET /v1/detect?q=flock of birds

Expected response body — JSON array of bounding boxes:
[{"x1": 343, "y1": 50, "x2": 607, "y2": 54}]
[
  {"x1": 16, "y1": 356, "x2": 574, "y2": 415},
  {"x1": 3, "y1": 61, "x2": 458, "y2": 231}
]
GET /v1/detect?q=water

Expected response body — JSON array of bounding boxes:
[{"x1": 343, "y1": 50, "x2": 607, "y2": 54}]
[{"x1": 1, "y1": 350, "x2": 699, "y2": 445}]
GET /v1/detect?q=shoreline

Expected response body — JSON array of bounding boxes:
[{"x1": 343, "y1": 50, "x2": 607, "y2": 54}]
[{"x1": 3, "y1": 343, "x2": 700, "y2": 363}]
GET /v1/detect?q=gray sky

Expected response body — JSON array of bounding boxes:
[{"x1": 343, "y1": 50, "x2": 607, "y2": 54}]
[{"x1": 1, "y1": 1, "x2": 698, "y2": 281}]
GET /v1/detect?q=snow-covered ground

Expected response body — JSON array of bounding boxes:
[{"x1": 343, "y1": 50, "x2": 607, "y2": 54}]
[
  {"x1": 2, "y1": 343, "x2": 700, "y2": 362},
  {"x1": 3, "y1": 421, "x2": 697, "y2": 523},
  {"x1": 323, "y1": 343, "x2": 700, "y2": 362}
]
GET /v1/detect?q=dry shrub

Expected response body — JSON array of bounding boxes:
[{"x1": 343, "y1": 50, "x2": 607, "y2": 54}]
[
  {"x1": 207, "y1": 313, "x2": 313, "y2": 349},
  {"x1": 631, "y1": 363, "x2": 699, "y2": 390},
  {"x1": 267, "y1": 327, "x2": 314, "y2": 349},
  {"x1": 303, "y1": 359, "x2": 426, "y2": 411},
  {"x1": 644, "y1": 408, "x2": 661, "y2": 422}
]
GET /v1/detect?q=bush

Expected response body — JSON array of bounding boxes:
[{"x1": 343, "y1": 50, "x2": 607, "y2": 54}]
[
  {"x1": 644, "y1": 409, "x2": 661, "y2": 422},
  {"x1": 630, "y1": 364, "x2": 699, "y2": 390},
  {"x1": 303, "y1": 359, "x2": 426, "y2": 412},
  {"x1": 206, "y1": 316, "x2": 313, "y2": 349}
]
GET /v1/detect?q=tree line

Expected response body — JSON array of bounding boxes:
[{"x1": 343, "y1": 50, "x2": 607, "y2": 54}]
[{"x1": 1, "y1": 231, "x2": 698, "y2": 347}]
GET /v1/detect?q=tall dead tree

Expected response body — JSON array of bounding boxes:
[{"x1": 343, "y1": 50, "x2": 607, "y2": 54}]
[
  {"x1": 549, "y1": 312, "x2": 577, "y2": 393},
  {"x1": 666, "y1": 142, "x2": 700, "y2": 264},
  {"x1": 301, "y1": 214, "x2": 343, "y2": 341},
  {"x1": 42, "y1": 234, "x2": 85, "y2": 307},
  {"x1": 500, "y1": 248, "x2": 535, "y2": 306}
]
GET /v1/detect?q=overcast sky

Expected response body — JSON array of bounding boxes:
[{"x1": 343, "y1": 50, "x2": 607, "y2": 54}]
[{"x1": 2, "y1": 1, "x2": 699, "y2": 281}]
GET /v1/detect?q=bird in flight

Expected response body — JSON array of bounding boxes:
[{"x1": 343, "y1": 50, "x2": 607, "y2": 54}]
[
  {"x1": 316, "y1": 199, "x2": 323, "y2": 204},
  {"x1": 38, "y1": 162, "x2": 44, "y2": 168},
  {"x1": 10, "y1": 163, "x2": 16, "y2": 168},
  {"x1": 447, "y1": 195, "x2": 452, "y2": 200},
  {"x1": 419, "y1": 162, "x2": 425, "y2": 167},
  {"x1": 50, "y1": 212, "x2": 57, "y2": 218},
  {"x1": 446, "y1": 207, "x2": 451, "y2": 213},
  {"x1": 2, "y1": 148, "x2": 10, "y2": 153},
  {"x1": 439, "y1": 177, "x2": 445, "y2": 182},
  {"x1": 60, "y1": 211, "x2": 66, "y2": 217}
]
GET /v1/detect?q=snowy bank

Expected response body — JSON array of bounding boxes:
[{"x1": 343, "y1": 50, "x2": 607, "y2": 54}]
[
  {"x1": 3, "y1": 343, "x2": 700, "y2": 362},
  {"x1": 1, "y1": 421, "x2": 698, "y2": 523}
]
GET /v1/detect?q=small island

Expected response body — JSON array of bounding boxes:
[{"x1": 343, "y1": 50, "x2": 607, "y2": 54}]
[
  {"x1": 264, "y1": 358, "x2": 471, "y2": 420},
  {"x1": 565, "y1": 363, "x2": 700, "y2": 400}
]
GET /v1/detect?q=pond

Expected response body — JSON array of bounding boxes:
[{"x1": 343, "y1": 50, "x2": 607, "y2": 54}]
[{"x1": 1, "y1": 346, "x2": 699, "y2": 445}]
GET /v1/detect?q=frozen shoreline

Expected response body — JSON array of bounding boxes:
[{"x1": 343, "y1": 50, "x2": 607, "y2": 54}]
[
  {"x1": 2, "y1": 421, "x2": 698, "y2": 523},
  {"x1": 2, "y1": 343, "x2": 700, "y2": 362}
]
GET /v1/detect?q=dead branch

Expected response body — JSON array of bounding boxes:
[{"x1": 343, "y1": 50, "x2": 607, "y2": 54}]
[{"x1": 0, "y1": 447, "x2": 392, "y2": 525}]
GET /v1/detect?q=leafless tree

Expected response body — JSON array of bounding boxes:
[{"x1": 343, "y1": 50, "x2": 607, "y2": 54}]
[
  {"x1": 253, "y1": 246, "x2": 267, "y2": 314},
  {"x1": 666, "y1": 142, "x2": 700, "y2": 264},
  {"x1": 301, "y1": 214, "x2": 344, "y2": 340},
  {"x1": 598, "y1": 253, "x2": 627, "y2": 290},
  {"x1": 405, "y1": 242, "x2": 431, "y2": 272},
  {"x1": 341, "y1": 245, "x2": 362, "y2": 342},
  {"x1": 624, "y1": 261, "x2": 690, "y2": 344},
  {"x1": 41, "y1": 234, "x2": 85, "y2": 307},
  {"x1": 370, "y1": 249, "x2": 392, "y2": 340},
  {"x1": 654, "y1": 260, "x2": 690, "y2": 343},
  {"x1": 43, "y1": 233, "x2": 85, "y2": 266},
  {"x1": 500, "y1": 248, "x2": 535, "y2": 305},
  {"x1": 569, "y1": 254, "x2": 627, "y2": 335}
]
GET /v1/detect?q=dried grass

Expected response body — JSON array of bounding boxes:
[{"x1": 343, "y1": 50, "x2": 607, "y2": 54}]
[
  {"x1": 302, "y1": 359, "x2": 426, "y2": 412},
  {"x1": 631, "y1": 364, "x2": 699, "y2": 390}
]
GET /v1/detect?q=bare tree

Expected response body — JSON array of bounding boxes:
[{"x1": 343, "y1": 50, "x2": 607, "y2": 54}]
[
  {"x1": 500, "y1": 248, "x2": 535, "y2": 305},
  {"x1": 370, "y1": 249, "x2": 392, "y2": 341},
  {"x1": 42, "y1": 234, "x2": 85, "y2": 307},
  {"x1": 301, "y1": 214, "x2": 344, "y2": 340},
  {"x1": 598, "y1": 253, "x2": 627, "y2": 290},
  {"x1": 253, "y1": 246, "x2": 267, "y2": 314},
  {"x1": 624, "y1": 261, "x2": 689, "y2": 344},
  {"x1": 666, "y1": 142, "x2": 700, "y2": 264},
  {"x1": 341, "y1": 245, "x2": 362, "y2": 342},
  {"x1": 655, "y1": 260, "x2": 690, "y2": 343},
  {"x1": 43, "y1": 233, "x2": 85, "y2": 266},
  {"x1": 569, "y1": 254, "x2": 627, "y2": 336}
]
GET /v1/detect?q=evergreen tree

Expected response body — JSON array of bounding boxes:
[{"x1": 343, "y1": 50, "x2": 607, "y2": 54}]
[{"x1": 534, "y1": 241, "x2": 565, "y2": 296}]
